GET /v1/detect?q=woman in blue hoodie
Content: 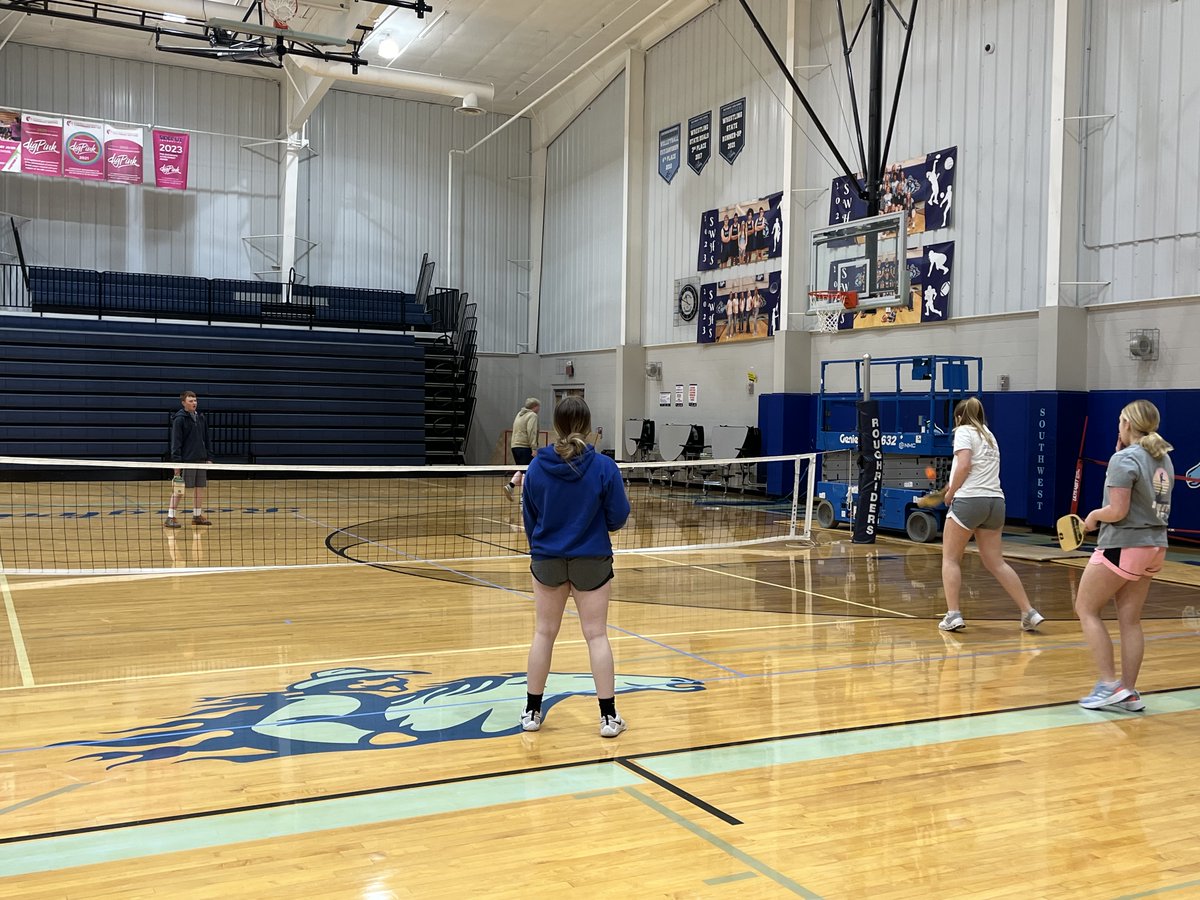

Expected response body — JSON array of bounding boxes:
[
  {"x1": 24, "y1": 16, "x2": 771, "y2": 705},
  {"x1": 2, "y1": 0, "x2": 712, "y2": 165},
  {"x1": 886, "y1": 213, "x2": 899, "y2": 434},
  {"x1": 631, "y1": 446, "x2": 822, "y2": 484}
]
[{"x1": 520, "y1": 396, "x2": 631, "y2": 738}]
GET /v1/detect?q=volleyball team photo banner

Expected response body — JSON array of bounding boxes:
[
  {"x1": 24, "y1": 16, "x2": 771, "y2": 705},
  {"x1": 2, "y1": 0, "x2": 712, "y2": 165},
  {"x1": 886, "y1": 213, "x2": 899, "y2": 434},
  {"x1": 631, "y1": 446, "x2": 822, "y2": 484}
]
[
  {"x1": 697, "y1": 270, "x2": 780, "y2": 344},
  {"x1": 697, "y1": 190, "x2": 784, "y2": 272},
  {"x1": 829, "y1": 145, "x2": 957, "y2": 234}
]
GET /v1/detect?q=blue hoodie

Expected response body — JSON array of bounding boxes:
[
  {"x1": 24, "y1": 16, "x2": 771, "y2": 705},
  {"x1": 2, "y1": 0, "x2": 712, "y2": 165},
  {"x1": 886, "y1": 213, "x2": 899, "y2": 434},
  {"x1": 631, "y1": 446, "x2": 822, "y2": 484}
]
[{"x1": 522, "y1": 444, "x2": 630, "y2": 559}]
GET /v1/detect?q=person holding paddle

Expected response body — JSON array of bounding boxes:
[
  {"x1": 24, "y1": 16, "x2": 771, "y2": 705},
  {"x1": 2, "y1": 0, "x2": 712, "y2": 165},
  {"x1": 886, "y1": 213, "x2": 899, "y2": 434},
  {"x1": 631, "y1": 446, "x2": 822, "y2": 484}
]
[
  {"x1": 1075, "y1": 400, "x2": 1174, "y2": 711},
  {"x1": 937, "y1": 397, "x2": 1044, "y2": 633}
]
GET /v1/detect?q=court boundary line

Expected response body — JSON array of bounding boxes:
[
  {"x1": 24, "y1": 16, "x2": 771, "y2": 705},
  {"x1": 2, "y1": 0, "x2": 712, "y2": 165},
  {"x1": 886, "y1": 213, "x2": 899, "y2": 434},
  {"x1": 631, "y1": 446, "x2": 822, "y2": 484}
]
[
  {"x1": 617, "y1": 759, "x2": 742, "y2": 825},
  {"x1": 635, "y1": 551, "x2": 918, "y2": 618},
  {"x1": 0, "y1": 551, "x2": 34, "y2": 687},
  {"x1": 6, "y1": 684, "x2": 1199, "y2": 848}
]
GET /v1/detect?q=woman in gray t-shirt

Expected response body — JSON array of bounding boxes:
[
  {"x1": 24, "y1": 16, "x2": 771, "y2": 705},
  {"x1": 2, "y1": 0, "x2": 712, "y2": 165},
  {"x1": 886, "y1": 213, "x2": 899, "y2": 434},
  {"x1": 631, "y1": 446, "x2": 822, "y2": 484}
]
[{"x1": 1076, "y1": 399, "x2": 1174, "y2": 711}]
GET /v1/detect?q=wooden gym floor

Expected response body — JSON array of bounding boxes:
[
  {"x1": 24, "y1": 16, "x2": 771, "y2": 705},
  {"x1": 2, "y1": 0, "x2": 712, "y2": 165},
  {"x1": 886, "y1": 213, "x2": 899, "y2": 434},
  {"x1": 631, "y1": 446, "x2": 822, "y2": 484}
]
[{"x1": 2, "y1": 518, "x2": 1200, "y2": 898}]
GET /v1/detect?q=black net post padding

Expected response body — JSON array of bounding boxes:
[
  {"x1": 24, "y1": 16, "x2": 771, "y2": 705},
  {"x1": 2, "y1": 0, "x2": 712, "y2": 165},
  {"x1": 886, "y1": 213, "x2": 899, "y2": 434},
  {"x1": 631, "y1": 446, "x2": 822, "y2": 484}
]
[{"x1": 852, "y1": 399, "x2": 883, "y2": 543}]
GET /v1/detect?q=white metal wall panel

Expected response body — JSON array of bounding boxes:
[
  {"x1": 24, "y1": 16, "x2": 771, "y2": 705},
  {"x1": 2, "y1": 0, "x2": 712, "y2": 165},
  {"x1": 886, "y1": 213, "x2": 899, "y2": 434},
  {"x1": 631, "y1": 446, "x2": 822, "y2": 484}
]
[
  {"x1": 0, "y1": 43, "x2": 279, "y2": 278},
  {"x1": 641, "y1": 1, "x2": 789, "y2": 346},
  {"x1": 803, "y1": 0, "x2": 1053, "y2": 317},
  {"x1": 302, "y1": 91, "x2": 531, "y2": 353},
  {"x1": 539, "y1": 74, "x2": 625, "y2": 354},
  {"x1": 1080, "y1": 0, "x2": 1200, "y2": 303}
]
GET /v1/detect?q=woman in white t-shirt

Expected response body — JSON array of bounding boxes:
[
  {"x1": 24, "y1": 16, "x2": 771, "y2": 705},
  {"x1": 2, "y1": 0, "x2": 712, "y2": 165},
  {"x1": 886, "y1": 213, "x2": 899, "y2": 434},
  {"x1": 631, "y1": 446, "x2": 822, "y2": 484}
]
[{"x1": 938, "y1": 397, "x2": 1044, "y2": 633}]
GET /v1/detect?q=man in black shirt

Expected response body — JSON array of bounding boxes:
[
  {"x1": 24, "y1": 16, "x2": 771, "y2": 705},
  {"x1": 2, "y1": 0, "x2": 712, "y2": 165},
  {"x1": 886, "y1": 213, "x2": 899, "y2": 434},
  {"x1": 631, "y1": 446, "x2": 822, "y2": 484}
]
[{"x1": 165, "y1": 390, "x2": 214, "y2": 527}]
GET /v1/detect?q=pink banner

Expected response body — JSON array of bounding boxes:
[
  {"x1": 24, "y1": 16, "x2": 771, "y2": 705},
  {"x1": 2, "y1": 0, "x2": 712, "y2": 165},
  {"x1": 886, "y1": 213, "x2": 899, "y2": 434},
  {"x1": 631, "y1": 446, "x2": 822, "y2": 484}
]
[
  {"x1": 63, "y1": 118, "x2": 105, "y2": 181},
  {"x1": 152, "y1": 128, "x2": 190, "y2": 190},
  {"x1": 20, "y1": 114, "x2": 63, "y2": 177},
  {"x1": 0, "y1": 109, "x2": 20, "y2": 173},
  {"x1": 104, "y1": 124, "x2": 143, "y2": 184}
]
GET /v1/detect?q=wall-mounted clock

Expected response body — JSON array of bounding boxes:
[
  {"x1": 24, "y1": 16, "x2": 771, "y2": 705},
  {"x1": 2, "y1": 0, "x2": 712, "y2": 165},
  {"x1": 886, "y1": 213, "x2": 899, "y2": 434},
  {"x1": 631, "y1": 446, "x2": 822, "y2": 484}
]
[{"x1": 678, "y1": 283, "x2": 699, "y2": 322}]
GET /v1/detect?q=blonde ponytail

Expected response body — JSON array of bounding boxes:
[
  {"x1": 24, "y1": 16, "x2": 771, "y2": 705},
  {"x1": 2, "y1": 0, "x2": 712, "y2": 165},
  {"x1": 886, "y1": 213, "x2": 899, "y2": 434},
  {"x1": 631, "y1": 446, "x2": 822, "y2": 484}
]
[
  {"x1": 555, "y1": 433, "x2": 589, "y2": 462},
  {"x1": 1121, "y1": 399, "x2": 1172, "y2": 460},
  {"x1": 551, "y1": 396, "x2": 593, "y2": 463}
]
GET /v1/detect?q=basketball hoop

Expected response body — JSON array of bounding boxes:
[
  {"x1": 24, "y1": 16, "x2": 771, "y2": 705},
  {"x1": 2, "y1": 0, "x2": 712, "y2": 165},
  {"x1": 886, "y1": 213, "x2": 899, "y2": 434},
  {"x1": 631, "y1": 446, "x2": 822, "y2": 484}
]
[
  {"x1": 264, "y1": 0, "x2": 297, "y2": 29},
  {"x1": 809, "y1": 290, "x2": 857, "y2": 333}
]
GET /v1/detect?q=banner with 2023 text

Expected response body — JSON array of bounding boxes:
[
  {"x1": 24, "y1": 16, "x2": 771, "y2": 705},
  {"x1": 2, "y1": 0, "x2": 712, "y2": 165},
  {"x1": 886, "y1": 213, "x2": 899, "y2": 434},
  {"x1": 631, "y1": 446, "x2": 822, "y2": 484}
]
[{"x1": 0, "y1": 108, "x2": 189, "y2": 190}]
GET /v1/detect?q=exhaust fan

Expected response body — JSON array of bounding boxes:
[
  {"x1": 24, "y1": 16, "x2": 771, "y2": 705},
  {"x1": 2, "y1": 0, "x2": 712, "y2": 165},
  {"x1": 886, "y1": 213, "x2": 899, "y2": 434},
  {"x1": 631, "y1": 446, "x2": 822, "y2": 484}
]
[
  {"x1": 1128, "y1": 329, "x2": 1159, "y2": 361},
  {"x1": 645, "y1": 361, "x2": 663, "y2": 380}
]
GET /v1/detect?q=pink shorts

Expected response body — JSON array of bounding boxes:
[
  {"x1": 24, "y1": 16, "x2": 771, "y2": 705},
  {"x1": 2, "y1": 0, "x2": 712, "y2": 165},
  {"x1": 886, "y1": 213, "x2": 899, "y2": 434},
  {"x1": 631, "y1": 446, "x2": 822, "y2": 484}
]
[{"x1": 1089, "y1": 546, "x2": 1167, "y2": 581}]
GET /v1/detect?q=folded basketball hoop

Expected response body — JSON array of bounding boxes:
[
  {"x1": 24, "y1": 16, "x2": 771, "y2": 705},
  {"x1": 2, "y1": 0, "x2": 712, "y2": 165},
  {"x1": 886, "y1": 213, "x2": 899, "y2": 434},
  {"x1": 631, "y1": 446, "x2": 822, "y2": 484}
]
[{"x1": 809, "y1": 290, "x2": 857, "y2": 333}]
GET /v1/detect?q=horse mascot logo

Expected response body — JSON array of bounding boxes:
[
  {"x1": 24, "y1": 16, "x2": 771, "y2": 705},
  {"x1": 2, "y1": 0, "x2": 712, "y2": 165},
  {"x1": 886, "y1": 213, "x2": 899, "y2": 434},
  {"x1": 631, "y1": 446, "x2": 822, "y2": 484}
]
[{"x1": 54, "y1": 667, "x2": 706, "y2": 767}]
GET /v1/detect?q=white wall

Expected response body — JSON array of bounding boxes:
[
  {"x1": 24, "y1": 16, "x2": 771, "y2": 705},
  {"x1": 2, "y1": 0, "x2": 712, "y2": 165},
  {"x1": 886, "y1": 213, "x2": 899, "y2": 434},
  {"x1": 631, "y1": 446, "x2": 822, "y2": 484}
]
[
  {"x1": 539, "y1": 74, "x2": 625, "y2": 354},
  {"x1": 0, "y1": 43, "x2": 279, "y2": 278},
  {"x1": 641, "y1": 1, "x2": 790, "y2": 346},
  {"x1": 303, "y1": 90, "x2": 531, "y2": 353},
  {"x1": 1086, "y1": 301, "x2": 1198, "y2": 391},
  {"x1": 1077, "y1": 0, "x2": 1200, "y2": 305}
]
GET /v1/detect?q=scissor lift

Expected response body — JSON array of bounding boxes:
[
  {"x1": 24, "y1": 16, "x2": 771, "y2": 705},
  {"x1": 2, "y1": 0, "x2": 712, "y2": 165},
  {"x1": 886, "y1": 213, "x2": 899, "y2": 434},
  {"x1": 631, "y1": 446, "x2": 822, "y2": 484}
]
[{"x1": 814, "y1": 355, "x2": 983, "y2": 542}]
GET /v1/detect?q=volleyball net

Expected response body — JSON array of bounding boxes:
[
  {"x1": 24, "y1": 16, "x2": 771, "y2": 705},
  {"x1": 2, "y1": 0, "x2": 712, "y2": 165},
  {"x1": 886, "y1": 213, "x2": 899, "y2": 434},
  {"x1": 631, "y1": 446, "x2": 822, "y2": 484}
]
[{"x1": 0, "y1": 454, "x2": 817, "y2": 576}]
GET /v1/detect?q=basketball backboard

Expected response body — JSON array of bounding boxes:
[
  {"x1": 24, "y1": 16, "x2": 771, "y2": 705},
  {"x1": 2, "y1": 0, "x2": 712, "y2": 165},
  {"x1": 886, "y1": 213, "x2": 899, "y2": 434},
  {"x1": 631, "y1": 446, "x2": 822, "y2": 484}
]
[{"x1": 808, "y1": 210, "x2": 909, "y2": 316}]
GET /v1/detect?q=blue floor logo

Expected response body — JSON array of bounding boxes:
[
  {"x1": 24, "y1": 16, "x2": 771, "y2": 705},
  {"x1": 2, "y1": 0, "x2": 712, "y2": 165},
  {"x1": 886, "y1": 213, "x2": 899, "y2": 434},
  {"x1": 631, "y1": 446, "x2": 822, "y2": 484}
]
[{"x1": 54, "y1": 667, "x2": 706, "y2": 767}]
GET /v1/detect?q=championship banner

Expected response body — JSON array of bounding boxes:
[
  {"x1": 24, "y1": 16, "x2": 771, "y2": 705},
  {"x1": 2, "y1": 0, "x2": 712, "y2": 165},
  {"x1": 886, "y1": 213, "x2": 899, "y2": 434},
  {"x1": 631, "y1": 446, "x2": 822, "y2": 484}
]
[
  {"x1": 830, "y1": 145, "x2": 957, "y2": 233},
  {"x1": 0, "y1": 110, "x2": 20, "y2": 173},
  {"x1": 687, "y1": 111, "x2": 711, "y2": 174},
  {"x1": 851, "y1": 400, "x2": 883, "y2": 544},
  {"x1": 834, "y1": 241, "x2": 955, "y2": 331},
  {"x1": 63, "y1": 119, "x2": 105, "y2": 181},
  {"x1": 657, "y1": 123, "x2": 680, "y2": 184},
  {"x1": 718, "y1": 97, "x2": 745, "y2": 164},
  {"x1": 152, "y1": 128, "x2": 190, "y2": 190},
  {"x1": 20, "y1": 114, "x2": 63, "y2": 177},
  {"x1": 104, "y1": 124, "x2": 144, "y2": 185},
  {"x1": 696, "y1": 270, "x2": 780, "y2": 344},
  {"x1": 697, "y1": 190, "x2": 783, "y2": 272}
]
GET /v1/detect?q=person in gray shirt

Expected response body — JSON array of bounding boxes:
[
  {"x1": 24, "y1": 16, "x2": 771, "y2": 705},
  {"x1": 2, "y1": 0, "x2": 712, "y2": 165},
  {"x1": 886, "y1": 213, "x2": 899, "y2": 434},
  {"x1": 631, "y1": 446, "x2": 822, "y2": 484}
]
[{"x1": 1076, "y1": 399, "x2": 1174, "y2": 711}]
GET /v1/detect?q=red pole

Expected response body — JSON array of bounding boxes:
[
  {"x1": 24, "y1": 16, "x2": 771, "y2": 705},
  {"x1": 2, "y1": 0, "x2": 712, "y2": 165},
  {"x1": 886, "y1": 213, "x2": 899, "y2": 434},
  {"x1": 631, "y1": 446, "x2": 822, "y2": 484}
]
[{"x1": 1070, "y1": 416, "x2": 1088, "y2": 515}]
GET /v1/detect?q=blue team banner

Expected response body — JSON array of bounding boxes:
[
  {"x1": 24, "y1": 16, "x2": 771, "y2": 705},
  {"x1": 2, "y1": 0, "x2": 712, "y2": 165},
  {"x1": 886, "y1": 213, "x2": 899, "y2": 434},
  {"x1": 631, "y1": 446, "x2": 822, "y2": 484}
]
[
  {"x1": 834, "y1": 240, "x2": 954, "y2": 331},
  {"x1": 718, "y1": 98, "x2": 745, "y2": 164},
  {"x1": 658, "y1": 123, "x2": 681, "y2": 184},
  {"x1": 687, "y1": 111, "x2": 711, "y2": 174},
  {"x1": 829, "y1": 145, "x2": 957, "y2": 233},
  {"x1": 697, "y1": 190, "x2": 784, "y2": 272},
  {"x1": 697, "y1": 270, "x2": 780, "y2": 344}
]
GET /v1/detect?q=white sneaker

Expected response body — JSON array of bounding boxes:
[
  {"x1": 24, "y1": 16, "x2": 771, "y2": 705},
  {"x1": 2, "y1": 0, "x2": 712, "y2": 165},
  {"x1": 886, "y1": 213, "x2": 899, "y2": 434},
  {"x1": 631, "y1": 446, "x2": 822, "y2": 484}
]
[
  {"x1": 503, "y1": 482, "x2": 515, "y2": 502},
  {"x1": 1021, "y1": 609, "x2": 1045, "y2": 631},
  {"x1": 599, "y1": 714, "x2": 626, "y2": 738},
  {"x1": 520, "y1": 709, "x2": 542, "y2": 732},
  {"x1": 938, "y1": 611, "x2": 965, "y2": 632},
  {"x1": 1113, "y1": 691, "x2": 1145, "y2": 712}
]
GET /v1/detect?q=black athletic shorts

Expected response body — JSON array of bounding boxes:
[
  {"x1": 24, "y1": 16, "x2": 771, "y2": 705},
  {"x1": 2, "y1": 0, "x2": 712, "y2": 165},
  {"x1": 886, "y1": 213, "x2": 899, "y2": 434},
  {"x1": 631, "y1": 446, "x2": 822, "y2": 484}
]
[{"x1": 530, "y1": 556, "x2": 614, "y2": 592}]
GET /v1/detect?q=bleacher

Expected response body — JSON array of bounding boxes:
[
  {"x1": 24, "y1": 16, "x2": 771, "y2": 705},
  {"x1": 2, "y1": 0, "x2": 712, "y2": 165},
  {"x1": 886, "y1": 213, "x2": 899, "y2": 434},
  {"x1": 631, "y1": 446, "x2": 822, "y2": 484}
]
[
  {"x1": 25, "y1": 267, "x2": 434, "y2": 331},
  {"x1": 0, "y1": 316, "x2": 426, "y2": 465}
]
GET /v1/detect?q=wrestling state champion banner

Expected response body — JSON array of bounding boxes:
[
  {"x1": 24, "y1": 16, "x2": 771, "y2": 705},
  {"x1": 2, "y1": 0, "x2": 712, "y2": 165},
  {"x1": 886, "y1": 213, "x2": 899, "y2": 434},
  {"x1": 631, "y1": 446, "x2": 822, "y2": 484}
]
[
  {"x1": 697, "y1": 270, "x2": 780, "y2": 344},
  {"x1": 829, "y1": 145, "x2": 957, "y2": 234},
  {"x1": 697, "y1": 191, "x2": 784, "y2": 272},
  {"x1": 834, "y1": 240, "x2": 955, "y2": 331}
]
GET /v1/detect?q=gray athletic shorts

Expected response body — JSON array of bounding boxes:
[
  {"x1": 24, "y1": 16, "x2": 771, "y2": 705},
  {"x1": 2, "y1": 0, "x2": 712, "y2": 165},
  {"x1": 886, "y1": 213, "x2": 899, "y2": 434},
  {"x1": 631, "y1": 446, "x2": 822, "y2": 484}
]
[
  {"x1": 530, "y1": 556, "x2": 614, "y2": 592},
  {"x1": 180, "y1": 467, "x2": 208, "y2": 488},
  {"x1": 949, "y1": 496, "x2": 1005, "y2": 531}
]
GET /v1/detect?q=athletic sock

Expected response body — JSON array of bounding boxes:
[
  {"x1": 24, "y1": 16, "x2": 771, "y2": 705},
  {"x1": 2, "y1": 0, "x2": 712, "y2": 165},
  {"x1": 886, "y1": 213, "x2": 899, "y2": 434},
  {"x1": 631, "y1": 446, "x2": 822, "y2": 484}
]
[
  {"x1": 598, "y1": 697, "x2": 616, "y2": 718},
  {"x1": 193, "y1": 508, "x2": 201, "y2": 517},
  {"x1": 525, "y1": 692, "x2": 543, "y2": 714}
]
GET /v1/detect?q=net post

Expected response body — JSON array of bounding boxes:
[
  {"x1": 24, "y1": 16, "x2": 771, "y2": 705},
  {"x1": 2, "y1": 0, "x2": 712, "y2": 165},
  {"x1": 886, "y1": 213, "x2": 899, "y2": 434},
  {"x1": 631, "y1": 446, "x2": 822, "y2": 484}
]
[
  {"x1": 802, "y1": 452, "x2": 817, "y2": 541},
  {"x1": 789, "y1": 454, "x2": 802, "y2": 539}
]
